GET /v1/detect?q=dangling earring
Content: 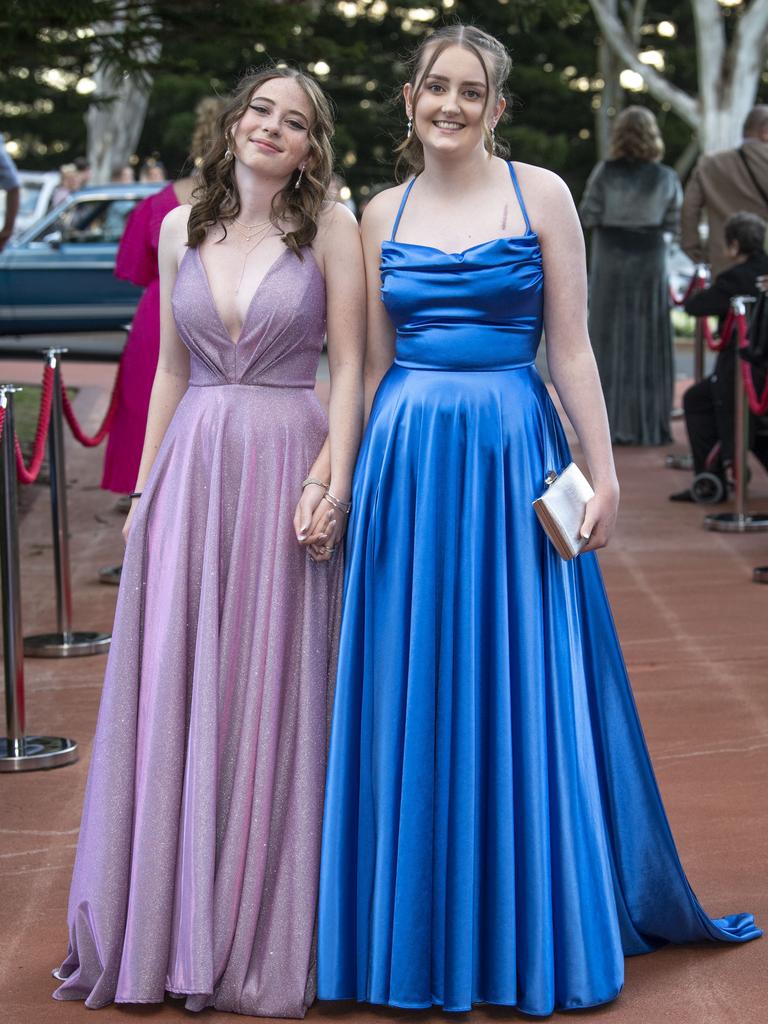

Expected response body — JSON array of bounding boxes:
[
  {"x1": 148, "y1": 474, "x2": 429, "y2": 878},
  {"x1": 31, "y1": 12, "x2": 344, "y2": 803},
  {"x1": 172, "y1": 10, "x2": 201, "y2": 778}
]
[
  {"x1": 225, "y1": 131, "x2": 234, "y2": 161},
  {"x1": 490, "y1": 123, "x2": 496, "y2": 151},
  {"x1": 294, "y1": 165, "x2": 305, "y2": 190},
  {"x1": 406, "y1": 117, "x2": 413, "y2": 139}
]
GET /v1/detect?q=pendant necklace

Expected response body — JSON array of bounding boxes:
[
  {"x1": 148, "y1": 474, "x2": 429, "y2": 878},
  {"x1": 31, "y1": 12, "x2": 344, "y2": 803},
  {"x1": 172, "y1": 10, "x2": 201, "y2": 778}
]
[
  {"x1": 231, "y1": 216, "x2": 272, "y2": 243},
  {"x1": 235, "y1": 222, "x2": 278, "y2": 294}
]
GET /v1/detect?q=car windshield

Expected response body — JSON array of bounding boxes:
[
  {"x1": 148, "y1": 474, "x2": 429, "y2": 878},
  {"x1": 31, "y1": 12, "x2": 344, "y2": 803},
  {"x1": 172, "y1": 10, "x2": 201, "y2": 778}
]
[
  {"x1": 32, "y1": 196, "x2": 139, "y2": 245},
  {"x1": 19, "y1": 182, "x2": 43, "y2": 216}
]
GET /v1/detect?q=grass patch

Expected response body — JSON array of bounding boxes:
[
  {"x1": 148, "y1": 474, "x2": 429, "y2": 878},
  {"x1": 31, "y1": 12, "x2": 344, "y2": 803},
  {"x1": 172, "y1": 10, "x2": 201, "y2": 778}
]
[{"x1": 7, "y1": 386, "x2": 77, "y2": 448}]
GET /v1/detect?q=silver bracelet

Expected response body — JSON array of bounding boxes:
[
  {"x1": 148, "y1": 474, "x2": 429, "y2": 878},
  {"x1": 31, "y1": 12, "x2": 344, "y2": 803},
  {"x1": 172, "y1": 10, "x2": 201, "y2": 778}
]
[{"x1": 302, "y1": 476, "x2": 328, "y2": 491}]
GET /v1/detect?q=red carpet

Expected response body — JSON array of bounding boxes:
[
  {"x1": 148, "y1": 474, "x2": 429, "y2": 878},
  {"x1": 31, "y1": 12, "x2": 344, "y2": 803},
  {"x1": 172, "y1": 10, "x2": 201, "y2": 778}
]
[{"x1": 0, "y1": 371, "x2": 765, "y2": 1024}]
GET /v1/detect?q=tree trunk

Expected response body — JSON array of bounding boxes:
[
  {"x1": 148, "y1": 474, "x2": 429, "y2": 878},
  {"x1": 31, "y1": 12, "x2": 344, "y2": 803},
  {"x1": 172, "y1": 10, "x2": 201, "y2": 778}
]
[
  {"x1": 596, "y1": 37, "x2": 622, "y2": 158},
  {"x1": 673, "y1": 136, "x2": 699, "y2": 180},
  {"x1": 595, "y1": 0, "x2": 648, "y2": 159},
  {"x1": 86, "y1": 17, "x2": 160, "y2": 184},
  {"x1": 589, "y1": 0, "x2": 768, "y2": 154},
  {"x1": 595, "y1": 0, "x2": 622, "y2": 158}
]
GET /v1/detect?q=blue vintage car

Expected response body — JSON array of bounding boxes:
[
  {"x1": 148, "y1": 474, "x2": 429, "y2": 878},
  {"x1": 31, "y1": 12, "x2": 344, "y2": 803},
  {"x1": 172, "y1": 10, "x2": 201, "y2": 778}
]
[{"x1": 0, "y1": 182, "x2": 163, "y2": 335}]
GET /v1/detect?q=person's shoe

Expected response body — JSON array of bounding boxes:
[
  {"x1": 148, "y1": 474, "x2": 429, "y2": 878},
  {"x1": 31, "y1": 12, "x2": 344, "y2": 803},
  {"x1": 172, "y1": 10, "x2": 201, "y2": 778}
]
[
  {"x1": 669, "y1": 488, "x2": 695, "y2": 502},
  {"x1": 98, "y1": 564, "x2": 122, "y2": 585}
]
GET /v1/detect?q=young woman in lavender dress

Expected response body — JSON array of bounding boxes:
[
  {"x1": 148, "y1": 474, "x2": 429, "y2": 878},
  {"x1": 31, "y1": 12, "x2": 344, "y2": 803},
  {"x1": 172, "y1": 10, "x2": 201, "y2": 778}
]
[{"x1": 53, "y1": 67, "x2": 364, "y2": 1018}]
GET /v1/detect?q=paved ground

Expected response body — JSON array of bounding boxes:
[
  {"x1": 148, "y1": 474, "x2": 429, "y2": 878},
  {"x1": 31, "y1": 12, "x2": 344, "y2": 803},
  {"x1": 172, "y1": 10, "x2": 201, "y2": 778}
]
[{"x1": 0, "y1": 359, "x2": 766, "y2": 1024}]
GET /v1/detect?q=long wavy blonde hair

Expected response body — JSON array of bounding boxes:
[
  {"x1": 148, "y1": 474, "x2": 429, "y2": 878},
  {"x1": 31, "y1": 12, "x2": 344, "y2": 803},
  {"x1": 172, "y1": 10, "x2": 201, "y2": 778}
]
[
  {"x1": 187, "y1": 66, "x2": 334, "y2": 257},
  {"x1": 395, "y1": 24, "x2": 512, "y2": 180}
]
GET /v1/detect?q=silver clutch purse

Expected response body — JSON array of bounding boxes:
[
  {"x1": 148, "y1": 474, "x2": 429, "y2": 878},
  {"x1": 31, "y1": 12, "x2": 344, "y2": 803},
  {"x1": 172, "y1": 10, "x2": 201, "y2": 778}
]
[{"x1": 532, "y1": 463, "x2": 594, "y2": 560}]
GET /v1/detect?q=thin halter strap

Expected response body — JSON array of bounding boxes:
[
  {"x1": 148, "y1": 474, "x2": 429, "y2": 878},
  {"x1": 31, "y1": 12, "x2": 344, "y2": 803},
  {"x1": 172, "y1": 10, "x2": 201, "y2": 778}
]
[
  {"x1": 506, "y1": 160, "x2": 532, "y2": 233},
  {"x1": 390, "y1": 164, "x2": 531, "y2": 241},
  {"x1": 390, "y1": 176, "x2": 418, "y2": 242}
]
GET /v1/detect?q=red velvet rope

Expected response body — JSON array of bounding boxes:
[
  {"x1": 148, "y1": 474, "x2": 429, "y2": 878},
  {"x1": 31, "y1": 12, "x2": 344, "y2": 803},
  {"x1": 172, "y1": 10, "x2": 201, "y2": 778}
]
[
  {"x1": 14, "y1": 363, "x2": 54, "y2": 485},
  {"x1": 60, "y1": 363, "x2": 122, "y2": 447},
  {"x1": 669, "y1": 269, "x2": 706, "y2": 307},
  {"x1": 695, "y1": 308, "x2": 768, "y2": 414},
  {"x1": 704, "y1": 309, "x2": 734, "y2": 352},
  {"x1": 0, "y1": 405, "x2": 5, "y2": 446}
]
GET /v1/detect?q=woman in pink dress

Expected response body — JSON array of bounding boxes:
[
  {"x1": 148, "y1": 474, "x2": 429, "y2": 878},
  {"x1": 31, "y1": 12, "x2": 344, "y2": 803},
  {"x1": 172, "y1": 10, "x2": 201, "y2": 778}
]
[
  {"x1": 102, "y1": 183, "x2": 178, "y2": 493},
  {"x1": 102, "y1": 99, "x2": 223, "y2": 495}
]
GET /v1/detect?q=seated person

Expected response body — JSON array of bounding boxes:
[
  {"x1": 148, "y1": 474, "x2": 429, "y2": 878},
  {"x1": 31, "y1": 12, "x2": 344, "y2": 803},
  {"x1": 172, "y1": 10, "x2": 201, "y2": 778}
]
[{"x1": 671, "y1": 211, "x2": 768, "y2": 502}]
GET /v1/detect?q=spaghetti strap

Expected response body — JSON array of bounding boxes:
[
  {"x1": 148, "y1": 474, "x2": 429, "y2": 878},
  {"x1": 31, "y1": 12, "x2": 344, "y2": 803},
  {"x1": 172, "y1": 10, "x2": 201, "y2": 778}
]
[
  {"x1": 506, "y1": 161, "x2": 532, "y2": 234},
  {"x1": 390, "y1": 177, "x2": 418, "y2": 242}
]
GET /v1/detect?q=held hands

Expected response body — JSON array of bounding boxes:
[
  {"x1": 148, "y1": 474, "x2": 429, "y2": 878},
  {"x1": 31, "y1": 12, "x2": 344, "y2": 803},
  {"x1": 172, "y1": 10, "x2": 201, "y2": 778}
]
[
  {"x1": 294, "y1": 483, "x2": 347, "y2": 563},
  {"x1": 579, "y1": 483, "x2": 620, "y2": 553}
]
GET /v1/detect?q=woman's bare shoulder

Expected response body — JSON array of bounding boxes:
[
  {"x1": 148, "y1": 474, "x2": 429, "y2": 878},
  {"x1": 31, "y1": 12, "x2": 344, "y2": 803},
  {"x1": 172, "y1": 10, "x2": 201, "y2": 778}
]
[
  {"x1": 162, "y1": 202, "x2": 191, "y2": 229},
  {"x1": 360, "y1": 182, "x2": 410, "y2": 241},
  {"x1": 161, "y1": 202, "x2": 192, "y2": 237},
  {"x1": 317, "y1": 198, "x2": 358, "y2": 232},
  {"x1": 512, "y1": 161, "x2": 577, "y2": 236},
  {"x1": 512, "y1": 161, "x2": 570, "y2": 197},
  {"x1": 159, "y1": 203, "x2": 192, "y2": 264}
]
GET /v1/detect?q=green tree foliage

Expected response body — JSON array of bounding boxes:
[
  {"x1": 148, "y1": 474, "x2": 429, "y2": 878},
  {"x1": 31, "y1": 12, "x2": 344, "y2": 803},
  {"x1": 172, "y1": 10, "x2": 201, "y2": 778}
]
[
  {"x1": 4, "y1": 1, "x2": 758, "y2": 201},
  {"x1": 1, "y1": 2, "x2": 97, "y2": 168}
]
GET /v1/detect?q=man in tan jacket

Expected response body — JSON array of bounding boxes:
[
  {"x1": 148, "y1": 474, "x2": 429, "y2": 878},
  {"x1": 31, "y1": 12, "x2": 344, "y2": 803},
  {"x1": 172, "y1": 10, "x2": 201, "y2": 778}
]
[{"x1": 681, "y1": 105, "x2": 768, "y2": 278}]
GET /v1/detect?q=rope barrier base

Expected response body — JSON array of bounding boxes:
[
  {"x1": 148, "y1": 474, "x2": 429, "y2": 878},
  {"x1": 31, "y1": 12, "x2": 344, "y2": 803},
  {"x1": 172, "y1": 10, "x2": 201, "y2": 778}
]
[
  {"x1": 23, "y1": 629, "x2": 111, "y2": 659},
  {"x1": 703, "y1": 511, "x2": 768, "y2": 533},
  {"x1": 753, "y1": 566, "x2": 768, "y2": 584},
  {"x1": 0, "y1": 734, "x2": 78, "y2": 772}
]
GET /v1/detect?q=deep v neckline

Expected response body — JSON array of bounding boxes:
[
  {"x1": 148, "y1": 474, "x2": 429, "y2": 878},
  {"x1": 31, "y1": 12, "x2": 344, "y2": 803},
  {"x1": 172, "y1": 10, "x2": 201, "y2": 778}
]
[{"x1": 192, "y1": 245, "x2": 290, "y2": 347}]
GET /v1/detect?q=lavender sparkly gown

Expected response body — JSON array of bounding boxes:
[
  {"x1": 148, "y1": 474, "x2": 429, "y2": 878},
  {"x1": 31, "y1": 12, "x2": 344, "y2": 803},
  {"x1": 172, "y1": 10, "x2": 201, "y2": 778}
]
[{"x1": 53, "y1": 245, "x2": 340, "y2": 1017}]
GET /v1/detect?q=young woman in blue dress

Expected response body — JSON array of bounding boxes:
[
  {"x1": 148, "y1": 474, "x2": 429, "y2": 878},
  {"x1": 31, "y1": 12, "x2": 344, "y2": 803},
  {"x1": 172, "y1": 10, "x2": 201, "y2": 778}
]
[{"x1": 316, "y1": 24, "x2": 760, "y2": 1017}]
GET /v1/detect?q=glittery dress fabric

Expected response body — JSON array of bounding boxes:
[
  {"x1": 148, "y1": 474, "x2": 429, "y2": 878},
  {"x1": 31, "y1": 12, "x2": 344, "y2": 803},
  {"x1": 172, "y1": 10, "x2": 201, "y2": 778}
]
[
  {"x1": 103, "y1": 182, "x2": 179, "y2": 493},
  {"x1": 54, "y1": 244, "x2": 341, "y2": 1017},
  {"x1": 317, "y1": 162, "x2": 760, "y2": 1017}
]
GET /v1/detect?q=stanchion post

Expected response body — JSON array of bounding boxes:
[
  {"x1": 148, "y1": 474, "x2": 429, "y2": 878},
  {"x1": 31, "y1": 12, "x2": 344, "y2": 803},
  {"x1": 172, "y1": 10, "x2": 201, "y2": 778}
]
[
  {"x1": 704, "y1": 296, "x2": 768, "y2": 534},
  {"x1": 733, "y1": 318, "x2": 749, "y2": 523},
  {"x1": 666, "y1": 265, "x2": 707, "y2": 471},
  {"x1": 692, "y1": 263, "x2": 709, "y2": 384},
  {"x1": 23, "y1": 349, "x2": 111, "y2": 658},
  {"x1": 50, "y1": 349, "x2": 73, "y2": 638},
  {"x1": 0, "y1": 387, "x2": 24, "y2": 758},
  {"x1": 0, "y1": 385, "x2": 77, "y2": 771}
]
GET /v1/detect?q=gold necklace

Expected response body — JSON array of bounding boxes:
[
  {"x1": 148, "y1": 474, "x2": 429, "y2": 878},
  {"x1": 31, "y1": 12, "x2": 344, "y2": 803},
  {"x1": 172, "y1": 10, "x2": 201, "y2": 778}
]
[
  {"x1": 231, "y1": 215, "x2": 272, "y2": 241},
  {"x1": 235, "y1": 223, "x2": 278, "y2": 294}
]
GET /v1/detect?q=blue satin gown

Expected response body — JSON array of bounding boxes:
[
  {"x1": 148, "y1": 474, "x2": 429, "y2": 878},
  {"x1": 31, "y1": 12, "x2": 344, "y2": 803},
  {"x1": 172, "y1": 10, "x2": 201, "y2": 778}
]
[{"x1": 317, "y1": 162, "x2": 760, "y2": 1016}]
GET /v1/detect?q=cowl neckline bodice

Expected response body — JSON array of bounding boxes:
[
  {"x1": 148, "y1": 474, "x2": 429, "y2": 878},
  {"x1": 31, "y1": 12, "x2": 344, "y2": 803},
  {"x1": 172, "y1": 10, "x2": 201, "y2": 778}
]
[
  {"x1": 381, "y1": 229, "x2": 539, "y2": 264},
  {"x1": 379, "y1": 165, "x2": 544, "y2": 372}
]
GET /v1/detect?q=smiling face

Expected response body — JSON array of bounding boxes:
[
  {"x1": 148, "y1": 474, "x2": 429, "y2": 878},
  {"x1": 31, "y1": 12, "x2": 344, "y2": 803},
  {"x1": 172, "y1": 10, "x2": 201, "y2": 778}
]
[
  {"x1": 231, "y1": 76, "x2": 314, "y2": 182},
  {"x1": 404, "y1": 44, "x2": 505, "y2": 160}
]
